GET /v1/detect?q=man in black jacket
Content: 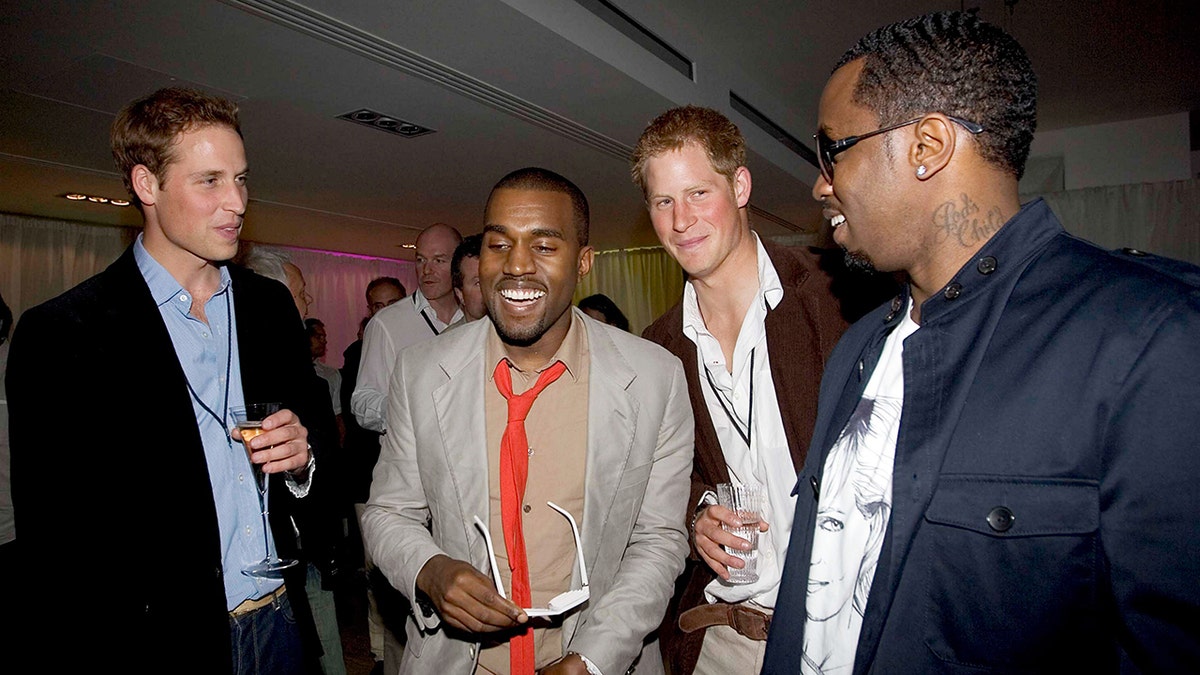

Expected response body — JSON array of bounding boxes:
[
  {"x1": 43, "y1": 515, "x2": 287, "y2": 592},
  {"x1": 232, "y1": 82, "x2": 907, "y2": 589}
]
[{"x1": 8, "y1": 87, "x2": 327, "y2": 674}]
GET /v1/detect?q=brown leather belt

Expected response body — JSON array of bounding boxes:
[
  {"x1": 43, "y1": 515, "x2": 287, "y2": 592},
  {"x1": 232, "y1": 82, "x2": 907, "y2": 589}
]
[
  {"x1": 678, "y1": 602, "x2": 772, "y2": 641},
  {"x1": 230, "y1": 584, "x2": 286, "y2": 618}
]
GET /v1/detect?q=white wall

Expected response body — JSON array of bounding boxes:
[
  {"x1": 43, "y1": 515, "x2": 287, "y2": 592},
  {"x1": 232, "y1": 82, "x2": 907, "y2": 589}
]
[{"x1": 1030, "y1": 112, "x2": 1191, "y2": 190}]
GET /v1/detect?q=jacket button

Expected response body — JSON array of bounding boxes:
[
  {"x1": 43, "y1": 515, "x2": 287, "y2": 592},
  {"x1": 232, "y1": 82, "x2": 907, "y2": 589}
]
[
  {"x1": 944, "y1": 282, "x2": 962, "y2": 300},
  {"x1": 987, "y1": 506, "x2": 1015, "y2": 532},
  {"x1": 976, "y1": 256, "x2": 997, "y2": 275}
]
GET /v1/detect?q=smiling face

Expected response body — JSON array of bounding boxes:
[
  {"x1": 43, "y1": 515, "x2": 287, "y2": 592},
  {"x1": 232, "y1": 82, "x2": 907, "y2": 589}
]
[
  {"x1": 813, "y1": 59, "x2": 926, "y2": 274},
  {"x1": 807, "y1": 499, "x2": 873, "y2": 622},
  {"x1": 480, "y1": 187, "x2": 592, "y2": 357},
  {"x1": 134, "y1": 124, "x2": 248, "y2": 273},
  {"x1": 643, "y1": 142, "x2": 753, "y2": 283}
]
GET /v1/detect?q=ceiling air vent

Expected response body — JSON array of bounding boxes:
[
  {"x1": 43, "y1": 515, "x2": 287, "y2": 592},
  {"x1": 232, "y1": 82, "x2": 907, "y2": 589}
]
[{"x1": 337, "y1": 108, "x2": 434, "y2": 138}]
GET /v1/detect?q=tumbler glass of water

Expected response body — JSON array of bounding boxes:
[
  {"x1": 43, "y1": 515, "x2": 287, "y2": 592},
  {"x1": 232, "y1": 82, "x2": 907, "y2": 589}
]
[{"x1": 717, "y1": 482, "x2": 764, "y2": 584}]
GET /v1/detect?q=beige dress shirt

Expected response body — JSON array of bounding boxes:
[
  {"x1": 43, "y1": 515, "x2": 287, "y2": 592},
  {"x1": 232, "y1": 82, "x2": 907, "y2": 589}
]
[{"x1": 477, "y1": 314, "x2": 589, "y2": 673}]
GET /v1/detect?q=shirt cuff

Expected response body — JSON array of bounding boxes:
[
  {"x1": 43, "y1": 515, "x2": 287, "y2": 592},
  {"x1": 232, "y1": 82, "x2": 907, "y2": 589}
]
[
  {"x1": 284, "y1": 453, "x2": 316, "y2": 498},
  {"x1": 573, "y1": 652, "x2": 603, "y2": 675}
]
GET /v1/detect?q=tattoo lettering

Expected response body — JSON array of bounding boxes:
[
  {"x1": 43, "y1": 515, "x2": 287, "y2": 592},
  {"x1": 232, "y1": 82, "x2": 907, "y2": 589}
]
[{"x1": 933, "y1": 194, "x2": 1004, "y2": 247}]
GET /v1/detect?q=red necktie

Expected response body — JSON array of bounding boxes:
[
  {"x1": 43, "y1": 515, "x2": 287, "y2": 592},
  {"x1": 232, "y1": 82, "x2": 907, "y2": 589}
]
[{"x1": 493, "y1": 358, "x2": 568, "y2": 675}]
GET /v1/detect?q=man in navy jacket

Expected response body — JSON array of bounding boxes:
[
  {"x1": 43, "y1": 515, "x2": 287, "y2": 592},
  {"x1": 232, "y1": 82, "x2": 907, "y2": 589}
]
[{"x1": 765, "y1": 11, "x2": 1200, "y2": 673}]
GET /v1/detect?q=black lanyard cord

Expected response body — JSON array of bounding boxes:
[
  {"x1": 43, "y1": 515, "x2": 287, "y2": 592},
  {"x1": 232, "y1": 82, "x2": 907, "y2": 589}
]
[
  {"x1": 703, "y1": 347, "x2": 754, "y2": 449},
  {"x1": 183, "y1": 289, "x2": 233, "y2": 443},
  {"x1": 420, "y1": 308, "x2": 441, "y2": 336}
]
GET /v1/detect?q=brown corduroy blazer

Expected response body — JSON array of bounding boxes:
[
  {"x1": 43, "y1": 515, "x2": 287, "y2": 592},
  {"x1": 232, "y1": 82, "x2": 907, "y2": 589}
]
[{"x1": 642, "y1": 238, "x2": 856, "y2": 674}]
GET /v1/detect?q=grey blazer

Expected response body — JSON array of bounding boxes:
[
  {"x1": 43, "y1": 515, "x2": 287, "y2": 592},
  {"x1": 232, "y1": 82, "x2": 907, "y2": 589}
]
[{"x1": 363, "y1": 309, "x2": 695, "y2": 674}]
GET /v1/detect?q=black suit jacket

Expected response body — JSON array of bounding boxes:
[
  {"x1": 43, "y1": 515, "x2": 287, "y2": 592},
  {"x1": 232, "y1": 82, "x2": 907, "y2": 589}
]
[
  {"x1": 7, "y1": 247, "x2": 328, "y2": 673},
  {"x1": 642, "y1": 239, "x2": 856, "y2": 673}
]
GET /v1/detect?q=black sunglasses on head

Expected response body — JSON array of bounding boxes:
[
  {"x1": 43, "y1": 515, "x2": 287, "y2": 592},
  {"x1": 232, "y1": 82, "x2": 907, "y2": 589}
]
[{"x1": 814, "y1": 115, "x2": 984, "y2": 184}]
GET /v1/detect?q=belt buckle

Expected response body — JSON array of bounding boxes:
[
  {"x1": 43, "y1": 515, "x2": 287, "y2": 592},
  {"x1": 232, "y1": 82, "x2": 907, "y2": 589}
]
[{"x1": 730, "y1": 606, "x2": 769, "y2": 641}]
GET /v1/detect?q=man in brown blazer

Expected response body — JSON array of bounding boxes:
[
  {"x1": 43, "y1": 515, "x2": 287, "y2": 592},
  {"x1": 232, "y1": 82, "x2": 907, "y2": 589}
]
[{"x1": 636, "y1": 106, "x2": 851, "y2": 674}]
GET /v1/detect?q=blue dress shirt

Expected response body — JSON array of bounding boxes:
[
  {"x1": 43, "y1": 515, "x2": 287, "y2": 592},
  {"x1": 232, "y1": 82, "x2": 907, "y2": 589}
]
[{"x1": 133, "y1": 236, "x2": 282, "y2": 609}]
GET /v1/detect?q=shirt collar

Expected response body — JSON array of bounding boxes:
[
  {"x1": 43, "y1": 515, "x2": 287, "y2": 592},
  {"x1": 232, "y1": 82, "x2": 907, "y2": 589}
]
[
  {"x1": 133, "y1": 233, "x2": 232, "y2": 311},
  {"x1": 411, "y1": 289, "x2": 432, "y2": 315},
  {"x1": 412, "y1": 288, "x2": 464, "y2": 327},
  {"x1": 486, "y1": 309, "x2": 586, "y2": 383},
  {"x1": 682, "y1": 232, "x2": 783, "y2": 341}
]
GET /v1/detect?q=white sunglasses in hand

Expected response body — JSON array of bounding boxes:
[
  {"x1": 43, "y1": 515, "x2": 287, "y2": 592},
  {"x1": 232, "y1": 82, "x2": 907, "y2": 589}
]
[{"x1": 472, "y1": 501, "x2": 590, "y2": 618}]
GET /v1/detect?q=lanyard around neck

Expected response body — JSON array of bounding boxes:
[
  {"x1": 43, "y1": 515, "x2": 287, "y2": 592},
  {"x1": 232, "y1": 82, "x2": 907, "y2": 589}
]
[
  {"x1": 183, "y1": 289, "x2": 234, "y2": 443},
  {"x1": 704, "y1": 347, "x2": 754, "y2": 449},
  {"x1": 415, "y1": 294, "x2": 442, "y2": 336}
]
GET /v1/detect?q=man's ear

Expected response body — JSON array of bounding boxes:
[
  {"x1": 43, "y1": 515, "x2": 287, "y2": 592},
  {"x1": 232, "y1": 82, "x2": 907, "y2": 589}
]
[
  {"x1": 909, "y1": 114, "x2": 957, "y2": 180},
  {"x1": 577, "y1": 245, "x2": 594, "y2": 279},
  {"x1": 733, "y1": 166, "x2": 752, "y2": 208},
  {"x1": 131, "y1": 165, "x2": 159, "y2": 206}
]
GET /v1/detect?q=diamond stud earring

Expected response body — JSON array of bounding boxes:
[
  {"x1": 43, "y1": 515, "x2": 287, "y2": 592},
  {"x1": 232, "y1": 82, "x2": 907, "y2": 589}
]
[{"x1": 916, "y1": 165, "x2": 928, "y2": 177}]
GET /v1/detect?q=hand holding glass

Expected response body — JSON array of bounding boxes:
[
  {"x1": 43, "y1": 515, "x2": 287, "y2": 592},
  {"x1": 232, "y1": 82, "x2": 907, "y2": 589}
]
[
  {"x1": 473, "y1": 502, "x2": 589, "y2": 618},
  {"x1": 230, "y1": 402, "x2": 299, "y2": 578},
  {"x1": 717, "y1": 483, "x2": 764, "y2": 584}
]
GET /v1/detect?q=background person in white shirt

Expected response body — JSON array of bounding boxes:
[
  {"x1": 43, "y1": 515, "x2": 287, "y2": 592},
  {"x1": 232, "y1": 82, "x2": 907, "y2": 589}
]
[{"x1": 351, "y1": 223, "x2": 463, "y2": 433}]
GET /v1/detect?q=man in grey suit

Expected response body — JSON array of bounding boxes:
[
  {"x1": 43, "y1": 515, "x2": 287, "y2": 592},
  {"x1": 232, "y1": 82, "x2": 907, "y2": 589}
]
[{"x1": 362, "y1": 167, "x2": 694, "y2": 674}]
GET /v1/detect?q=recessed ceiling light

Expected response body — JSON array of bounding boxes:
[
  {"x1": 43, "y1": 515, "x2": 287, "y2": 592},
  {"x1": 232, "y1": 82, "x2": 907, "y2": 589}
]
[
  {"x1": 400, "y1": 243, "x2": 416, "y2": 249},
  {"x1": 338, "y1": 108, "x2": 434, "y2": 138},
  {"x1": 62, "y1": 192, "x2": 130, "y2": 207}
]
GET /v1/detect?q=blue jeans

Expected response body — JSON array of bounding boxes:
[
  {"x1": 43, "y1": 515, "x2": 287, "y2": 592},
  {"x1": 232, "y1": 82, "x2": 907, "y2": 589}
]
[{"x1": 230, "y1": 590, "x2": 305, "y2": 675}]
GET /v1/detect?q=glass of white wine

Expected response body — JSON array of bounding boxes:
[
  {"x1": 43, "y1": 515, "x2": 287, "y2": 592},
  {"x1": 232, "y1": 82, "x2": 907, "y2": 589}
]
[{"x1": 230, "y1": 402, "x2": 299, "y2": 578}]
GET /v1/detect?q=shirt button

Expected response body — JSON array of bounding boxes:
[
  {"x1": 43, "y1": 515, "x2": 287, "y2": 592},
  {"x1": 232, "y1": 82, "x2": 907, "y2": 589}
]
[
  {"x1": 986, "y1": 506, "x2": 1015, "y2": 532},
  {"x1": 944, "y1": 282, "x2": 963, "y2": 300},
  {"x1": 976, "y1": 256, "x2": 997, "y2": 275},
  {"x1": 202, "y1": 332, "x2": 209, "y2": 338},
  {"x1": 246, "y1": 526, "x2": 253, "y2": 535},
  {"x1": 523, "y1": 504, "x2": 531, "y2": 513},
  {"x1": 179, "y1": 294, "x2": 188, "y2": 303}
]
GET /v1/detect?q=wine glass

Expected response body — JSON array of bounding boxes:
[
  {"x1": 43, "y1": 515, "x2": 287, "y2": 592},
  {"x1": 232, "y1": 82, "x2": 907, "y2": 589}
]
[{"x1": 230, "y1": 402, "x2": 299, "y2": 578}]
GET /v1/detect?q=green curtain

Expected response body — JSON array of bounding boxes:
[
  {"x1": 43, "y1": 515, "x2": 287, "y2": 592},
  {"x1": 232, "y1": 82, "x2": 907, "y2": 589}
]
[{"x1": 573, "y1": 246, "x2": 684, "y2": 335}]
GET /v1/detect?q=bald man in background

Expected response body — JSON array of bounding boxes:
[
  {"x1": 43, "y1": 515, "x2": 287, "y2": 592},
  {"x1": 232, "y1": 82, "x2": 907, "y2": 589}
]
[{"x1": 352, "y1": 223, "x2": 464, "y2": 433}]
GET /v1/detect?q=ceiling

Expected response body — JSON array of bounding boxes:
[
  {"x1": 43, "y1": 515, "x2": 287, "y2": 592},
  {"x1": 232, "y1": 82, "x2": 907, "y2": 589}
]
[{"x1": 1, "y1": 0, "x2": 1197, "y2": 260}]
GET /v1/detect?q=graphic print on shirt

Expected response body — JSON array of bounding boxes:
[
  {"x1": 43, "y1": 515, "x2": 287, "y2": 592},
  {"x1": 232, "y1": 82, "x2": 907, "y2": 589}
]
[{"x1": 802, "y1": 394, "x2": 902, "y2": 675}]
